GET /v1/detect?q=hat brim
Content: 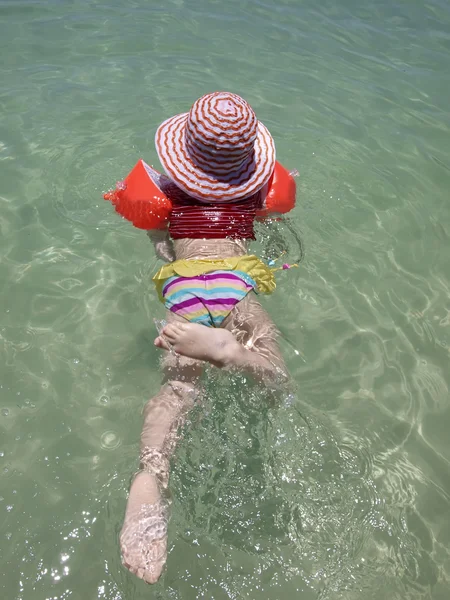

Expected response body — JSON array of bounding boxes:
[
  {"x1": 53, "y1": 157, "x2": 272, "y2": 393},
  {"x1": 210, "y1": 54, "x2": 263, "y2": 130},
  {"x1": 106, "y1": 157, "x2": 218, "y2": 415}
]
[{"x1": 155, "y1": 112, "x2": 276, "y2": 202}]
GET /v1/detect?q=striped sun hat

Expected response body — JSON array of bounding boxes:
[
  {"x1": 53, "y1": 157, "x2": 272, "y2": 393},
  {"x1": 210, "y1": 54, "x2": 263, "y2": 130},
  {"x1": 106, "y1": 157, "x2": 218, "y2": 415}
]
[{"x1": 155, "y1": 92, "x2": 276, "y2": 203}]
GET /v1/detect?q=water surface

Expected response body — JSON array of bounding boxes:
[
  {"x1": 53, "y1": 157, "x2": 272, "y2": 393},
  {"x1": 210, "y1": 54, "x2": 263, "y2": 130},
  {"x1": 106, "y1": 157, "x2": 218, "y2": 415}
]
[{"x1": 1, "y1": 0, "x2": 450, "y2": 598}]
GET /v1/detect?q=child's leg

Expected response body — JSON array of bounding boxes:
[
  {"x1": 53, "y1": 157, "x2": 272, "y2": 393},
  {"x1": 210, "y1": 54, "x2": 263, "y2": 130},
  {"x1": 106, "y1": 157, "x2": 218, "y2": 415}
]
[
  {"x1": 223, "y1": 291, "x2": 287, "y2": 378},
  {"x1": 155, "y1": 292, "x2": 288, "y2": 385},
  {"x1": 120, "y1": 319, "x2": 204, "y2": 584}
]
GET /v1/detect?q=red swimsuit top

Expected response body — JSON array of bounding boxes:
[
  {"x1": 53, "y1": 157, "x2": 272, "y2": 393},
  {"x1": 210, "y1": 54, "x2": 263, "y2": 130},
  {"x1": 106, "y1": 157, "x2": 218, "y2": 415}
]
[
  {"x1": 104, "y1": 160, "x2": 296, "y2": 235},
  {"x1": 164, "y1": 181, "x2": 261, "y2": 240}
]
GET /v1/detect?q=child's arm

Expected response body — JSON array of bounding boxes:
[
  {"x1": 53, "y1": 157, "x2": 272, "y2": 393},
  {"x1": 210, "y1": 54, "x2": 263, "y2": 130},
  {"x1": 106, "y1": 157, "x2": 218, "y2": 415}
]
[{"x1": 147, "y1": 229, "x2": 175, "y2": 262}]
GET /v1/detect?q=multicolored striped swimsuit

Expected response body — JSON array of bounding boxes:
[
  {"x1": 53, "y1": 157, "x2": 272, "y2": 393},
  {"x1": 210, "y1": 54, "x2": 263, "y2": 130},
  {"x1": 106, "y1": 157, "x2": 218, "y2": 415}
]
[{"x1": 161, "y1": 270, "x2": 257, "y2": 327}]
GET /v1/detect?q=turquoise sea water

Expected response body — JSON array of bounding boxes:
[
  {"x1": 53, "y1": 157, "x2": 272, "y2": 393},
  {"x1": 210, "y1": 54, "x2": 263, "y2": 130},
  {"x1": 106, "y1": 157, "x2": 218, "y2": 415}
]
[{"x1": 1, "y1": 0, "x2": 450, "y2": 598}]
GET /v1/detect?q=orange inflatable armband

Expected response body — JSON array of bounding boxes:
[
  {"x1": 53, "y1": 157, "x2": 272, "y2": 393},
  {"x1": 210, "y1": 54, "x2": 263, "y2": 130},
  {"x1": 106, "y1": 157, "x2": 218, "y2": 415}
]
[
  {"x1": 256, "y1": 161, "x2": 297, "y2": 219},
  {"x1": 104, "y1": 160, "x2": 172, "y2": 230}
]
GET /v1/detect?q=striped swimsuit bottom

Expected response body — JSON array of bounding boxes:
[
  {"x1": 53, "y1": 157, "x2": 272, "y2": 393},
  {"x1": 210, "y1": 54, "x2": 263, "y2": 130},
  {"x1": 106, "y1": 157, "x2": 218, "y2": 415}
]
[{"x1": 161, "y1": 270, "x2": 257, "y2": 328}]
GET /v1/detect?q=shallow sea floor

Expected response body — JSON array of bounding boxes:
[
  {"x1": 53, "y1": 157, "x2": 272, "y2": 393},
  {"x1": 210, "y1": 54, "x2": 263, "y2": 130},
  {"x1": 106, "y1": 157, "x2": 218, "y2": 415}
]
[{"x1": 1, "y1": 0, "x2": 450, "y2": 598}]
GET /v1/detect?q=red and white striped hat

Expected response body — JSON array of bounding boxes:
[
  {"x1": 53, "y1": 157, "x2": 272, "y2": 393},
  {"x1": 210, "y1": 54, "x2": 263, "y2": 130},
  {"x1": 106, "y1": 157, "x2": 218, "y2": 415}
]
[{"x1": 155, "y1": 92, "x2": 276, "y2": 202}]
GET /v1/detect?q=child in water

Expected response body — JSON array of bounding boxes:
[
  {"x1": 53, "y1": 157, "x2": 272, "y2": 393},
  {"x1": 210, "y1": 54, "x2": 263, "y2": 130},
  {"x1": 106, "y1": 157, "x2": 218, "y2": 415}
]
[{"x1": 119, "y1": 92, "x2": 293, "y2": 583}]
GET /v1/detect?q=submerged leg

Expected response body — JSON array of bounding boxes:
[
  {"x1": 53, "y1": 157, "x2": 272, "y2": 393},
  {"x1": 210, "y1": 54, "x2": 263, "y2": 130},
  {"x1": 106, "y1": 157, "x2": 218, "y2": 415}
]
[
  {"x1": 121, "y1": 324, "x2": 203, "y2": 584},
  {"x1": 223, "y1": 291, "x2": 288, "y2": 381}
]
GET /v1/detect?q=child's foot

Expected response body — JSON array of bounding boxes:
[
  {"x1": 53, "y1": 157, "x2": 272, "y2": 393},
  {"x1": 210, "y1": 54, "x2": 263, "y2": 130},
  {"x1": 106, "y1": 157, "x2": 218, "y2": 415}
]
[
  {"x1": 154, "y1": 321, "x2": 242, "y2": 368},
  {"x1": 120, "y1": 471, "x2": 168, "y2": 584}
]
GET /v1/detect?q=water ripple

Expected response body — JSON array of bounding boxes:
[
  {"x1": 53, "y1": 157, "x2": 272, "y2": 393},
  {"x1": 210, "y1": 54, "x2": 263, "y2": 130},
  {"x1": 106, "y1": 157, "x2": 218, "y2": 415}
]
[{"x1": 1, "y1": 0, "x2": 450, "y2": 598}]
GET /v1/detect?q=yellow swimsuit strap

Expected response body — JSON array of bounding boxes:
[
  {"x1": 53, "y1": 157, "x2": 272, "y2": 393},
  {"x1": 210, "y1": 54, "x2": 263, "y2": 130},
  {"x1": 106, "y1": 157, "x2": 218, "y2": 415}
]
[{"x1": 153, "y1": 254, "x2": 277, "y2": 302}]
